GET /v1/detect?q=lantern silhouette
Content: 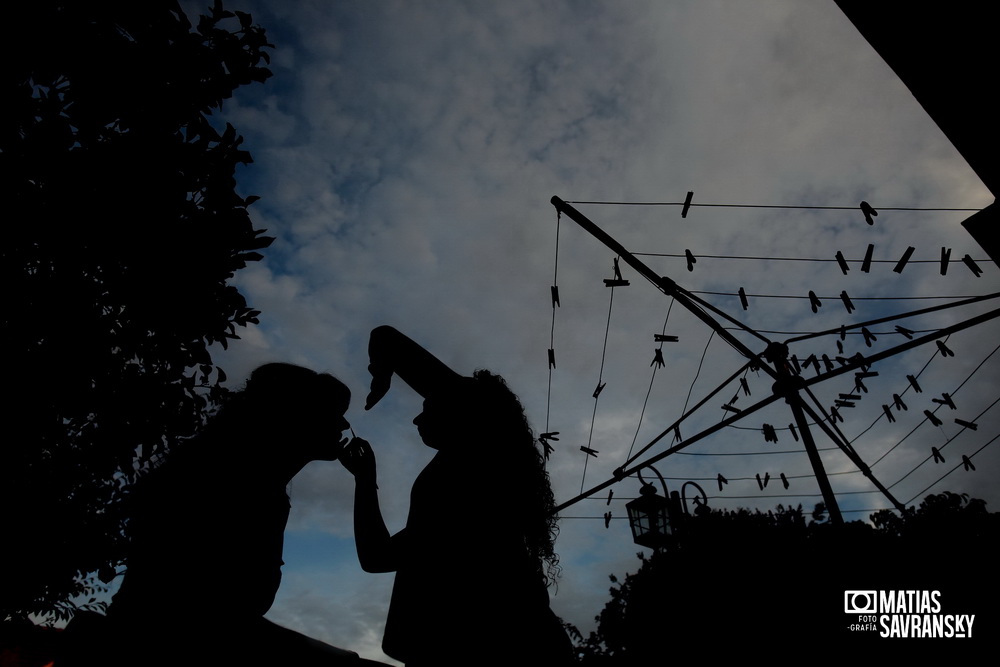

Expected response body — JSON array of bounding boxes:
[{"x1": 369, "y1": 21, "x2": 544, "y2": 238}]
[{"x1": 625, "y1": 482, "x2": 672, "y2": 548}]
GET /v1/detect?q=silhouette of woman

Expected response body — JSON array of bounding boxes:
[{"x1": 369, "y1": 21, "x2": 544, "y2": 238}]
[
  {"x1": 96, "y1": 363, "x2": 385, "y2": 666},
  {"x1": 341, "y1": 327, "x2": 572, "y2": 666}
]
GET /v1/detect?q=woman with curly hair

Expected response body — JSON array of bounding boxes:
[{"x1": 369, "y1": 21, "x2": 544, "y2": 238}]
[{"x1": 341, "y1": 326, "x2": 571, "y2": 666}]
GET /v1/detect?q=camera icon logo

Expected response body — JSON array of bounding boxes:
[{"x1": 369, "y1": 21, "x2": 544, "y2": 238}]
[{"x1": 844, "y1": 590, "x2": 877, "y2": 613}]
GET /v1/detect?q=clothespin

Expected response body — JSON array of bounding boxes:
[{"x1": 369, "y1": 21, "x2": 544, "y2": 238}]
[
  {"x1": 740, "y1": 377, "x2": 751, "y2": 396},
  {"x1": 830, "y1": 406, "x2": 843, "y2": 423},
  {"x1": 790, "y1": 355, "x2": 801, "y2": 373},
  {"x1": 852, "y1": 353, "x2": 870, "y2": 371},
  {"x1": 548, "y1": 348, "x2": 556, "y2": 369},
  {"x1": 861, "y1": 327, "x2": 877, "y2": 347},
  {"x1": 895, "y1": 326, "x2": 913, "y2": 339},
  {"x1": 604, "y1": 257, "x2": 629, "y2": 287},
  {"x1": 893, "y1": 394, "x2": 907, "y2": 410},
  {"x1": 940, "y1": 248, "x2": 951, "y2": 276},
  {"x1": 840, "y1": 325, "x2": 847, "y2": 341},
  {"x1": 592, "y1": 382, "x2": 606, "y2": 398},
  {"x1": 650, "y1": 348, "x2": 665, "y2": 368},
  {"x1": 604, "y1": 512, "x2": 612, "y2": 528},
  {"x1": 580, "y1": 446, "x2": 599, "y2": 457},
  {"x1": 932, "y1": 393, "x2": 956, "y2": 409},
  {"x1": 762, "y1": 424, "x2": 777, "y2": 443},
  {"x1": 835, "y1": 356, "x2": 849, "y2": 366},
  {"x1": 906, "y1": 375, "x2": 922, "y2": 392},
  {"x1": 681, "y1": 191, "x2": 694, "y2": 218},
  {"x1": 717, "y1": 473, "x2": 728, "y2": 491},
  {"x1": 606, "y1": 490, "x2": 614, "y2": 505},
  {"x1": 854, "y1": 372, "x2": 877, "y2": 394},
  {"x1": 860, "y1": 201, "x2": 878, "y2": 225},
  {"x1": 936, "y1": 340, "x2": 954, "y2": 357},
  {"x1": 955, "y1": 418, "x2": 978, "y2": 431},
  {"x1": 738, "y1": 287, "x2": 749, "y2": 310},
  {"x1": 539, "y1": 432, "x2": 558, "y2": 459},
  {"x1": 756, "y1": 473, "x2": 768, "y2": 490},
  {"x1": 550, "y1": 285, "x2": 560, "y2": 308},
  {"x1": 721, "y1": 404, "x2": 741, "y2": 415},
  {"x1": 673, "y1": 425, "x2": 682, "y2": 443},
  {"x1": 808, "y1": 291, "x2": 822, "y2": 313},
  {"x1": 893, "y1": 247, "x2": 915, "y2": 274},
  {"x1": 685, "y1": 249, "x2": 697, "y2": 272},
  {"x1": 780, "y1": 473, "x2": 789, "y2": 490},
  {"x1": 923, "y1": 410, "x2": 942, "y2": 427},
  {"x1": 840, "y1": 291, "x2": 855, "y2": 314},
  {"x1": 835, "y1": 399, "x2": 855, "y2": 408},
  {"x1": 836, "y1": 251, "x2": 850, "y2": 275},
  {"x1": 840, "y1": 393, "x2": 860, "y2": 401},
  {"x1": 932, "y1": 447, "x2": 945, "y2": 463},
  {"x1": 788, "y1": 423, "x2": 799, "y2": 441},
  {"x1": 882, "y1": 405, "x2": 895, "y2": 422},
  {"x1": 962, "y1": 254, "x2": 983, "y2": 277},
  {"x1": 804, "y1": 354, "x2": 819, "y2": 372},
  {"x1": 962, "y1": 455, "x2": 975, "y2": 471},
  {"x1": 861, "y1": 244, "x2": 875, "y2": 273},
  {"x1": 837, "y1": 340, "x2": 844, "y2": 354},
  {"x1": 654, "y1": 334, "x2": 679, "y2": 342},
  {"x1": 822, "y1": 354, "x2": 834, "y2": 371}
]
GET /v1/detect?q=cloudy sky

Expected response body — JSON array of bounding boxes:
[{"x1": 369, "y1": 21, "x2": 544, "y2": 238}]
[{"x1": 190, "y1": 1, "x2": 997, "y2": 661}]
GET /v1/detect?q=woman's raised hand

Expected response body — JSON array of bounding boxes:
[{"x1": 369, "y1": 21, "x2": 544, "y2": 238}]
[{"x1": 340, "y1": 437, "x2": 377, "y2": 486}]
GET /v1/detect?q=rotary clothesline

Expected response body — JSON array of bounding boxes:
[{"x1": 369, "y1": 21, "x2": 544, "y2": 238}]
[{"x1": 544, "y1": 195, "x2": 1000, "y2": 520}]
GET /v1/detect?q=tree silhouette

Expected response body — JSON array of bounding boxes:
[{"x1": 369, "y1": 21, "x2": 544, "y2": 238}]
[
  {"x1": 2, "y1": 0, "x2": 273, "y2": 622},
  {"x1": 576, "y1": 493, "x2": 998, "y2": 663}
]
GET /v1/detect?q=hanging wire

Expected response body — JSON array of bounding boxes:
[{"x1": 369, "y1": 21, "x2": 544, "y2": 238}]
[
  {"x1": 681, "y1": 330, "x2": 717, "y2": 418},
  {"x1": 624, "y1": 300, "x2": 675, "y2": 462},
  {"x1": 904, "y1": 432, "x2": 1000, "y2": 505},
  {"x1": 581, "y1": 263, "x2": 619, "y2": 493},
  {"x1": 868, "y1": 335, "x2": 999, "y2": 469},
  {"x1": 889, "y1": 394, "x2": 1000, "y2": 491},
  {"x1": 543, "y1": 211, "x2": 561, "y2": 442}
]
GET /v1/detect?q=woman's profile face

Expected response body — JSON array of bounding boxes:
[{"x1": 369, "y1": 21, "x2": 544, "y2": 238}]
[
  {"x1": 294, "y1": 379, "x2": 351, "y2": 462},
  {"x1": 413, "y1": 398, "x2": 447, "y2": 450},
  {"x1": 412, "y1": 390, "x2": 481, "y2": 450}
]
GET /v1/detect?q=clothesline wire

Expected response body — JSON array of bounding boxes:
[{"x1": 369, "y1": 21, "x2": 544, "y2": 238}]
[
  {"x1": 693, "y1": 290, "x2": 988, "y2": 301},
  {"x1": 567, "y1": 200, "x2": 980, "y2": 212},
  {"x1": 635, "y1": 252, "x2": 990, "y2": 263},
  {"x1": 904, "y1": 433, "x2": 1000, "y2": 505},
  {"x1": 582, "y1": 274, "x2": 619, "y2": 494}
]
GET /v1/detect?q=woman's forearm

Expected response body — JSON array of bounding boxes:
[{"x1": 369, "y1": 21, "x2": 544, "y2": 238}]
[{"x1": 352, "y1": 478, "x2": 397, "y2": 573}]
